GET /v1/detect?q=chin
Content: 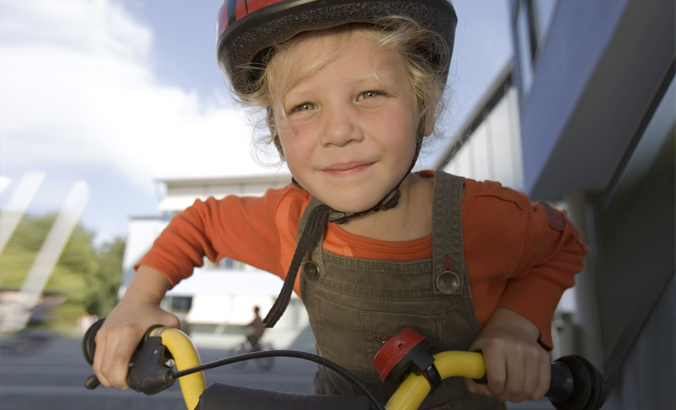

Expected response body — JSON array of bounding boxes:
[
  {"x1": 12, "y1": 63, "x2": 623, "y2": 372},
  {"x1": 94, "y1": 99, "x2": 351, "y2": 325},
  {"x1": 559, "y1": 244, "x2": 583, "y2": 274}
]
[{"x1": 317, "y1": 191, "x2": 389, "y2": 213}]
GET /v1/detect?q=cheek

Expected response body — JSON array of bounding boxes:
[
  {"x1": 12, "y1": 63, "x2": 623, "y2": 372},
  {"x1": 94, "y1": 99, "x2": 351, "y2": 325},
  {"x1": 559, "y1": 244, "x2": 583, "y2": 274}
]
[
  {"x1": 278, "y1": 127, "x2": 312, "y2": 168},
  {"x1": 377, "y1": 109, "x2": 418, "y2": 160},
  {"x1": 276, "y1": 122, "x2": 295, "y2": 156}
]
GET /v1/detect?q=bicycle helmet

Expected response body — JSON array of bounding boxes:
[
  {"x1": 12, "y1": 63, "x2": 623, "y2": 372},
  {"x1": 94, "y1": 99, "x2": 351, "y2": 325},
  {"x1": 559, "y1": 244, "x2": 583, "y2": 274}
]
[
  {"x1": 215, "y1": 0, "x2": 458, "y2": 327},
  {"x1": 217, "y1": 0, "x2": 457, "y2": 94}
]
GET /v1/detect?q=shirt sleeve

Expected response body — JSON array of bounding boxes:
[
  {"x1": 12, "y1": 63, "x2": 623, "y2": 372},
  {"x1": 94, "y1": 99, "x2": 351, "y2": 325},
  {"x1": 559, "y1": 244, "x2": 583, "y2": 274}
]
[
  {"x1": 136, "y1": 186, "x2": 296, "y2": 287},
  {"x1": 464, "y1": 180, "x2": 589, "y2": 350},
  {"x1": 503, "y1": 200, "x2": 589, "y2": 349}
]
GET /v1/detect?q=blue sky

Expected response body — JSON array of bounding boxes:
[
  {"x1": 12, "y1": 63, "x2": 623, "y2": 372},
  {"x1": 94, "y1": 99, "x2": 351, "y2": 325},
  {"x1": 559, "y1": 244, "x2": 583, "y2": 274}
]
[{"x1": 0, "y1": 0, "x2": 511, "y2": 245}]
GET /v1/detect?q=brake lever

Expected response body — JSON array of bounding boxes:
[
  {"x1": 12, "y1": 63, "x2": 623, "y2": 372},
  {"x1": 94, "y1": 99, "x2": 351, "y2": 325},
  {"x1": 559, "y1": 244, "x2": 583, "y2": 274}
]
[
  {"x1": 83, "y1": 319, "x2": 173, "y2": 395},
  {"x1": 125, "y1": 335, "x2": 176, "y2": 395}
]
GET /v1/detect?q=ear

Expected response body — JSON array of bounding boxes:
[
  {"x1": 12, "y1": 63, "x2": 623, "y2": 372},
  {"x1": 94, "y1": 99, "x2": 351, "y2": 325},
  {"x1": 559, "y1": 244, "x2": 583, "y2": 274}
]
[
  {"x1": 273, "y1": 135, "x2": 286, "y2": 161},
  {"x1": 268, "y1": 108, "x2": 287, "y2": 161},
  {"x1": 423, "y1": 108, "x2": 436, "y2": 137}
]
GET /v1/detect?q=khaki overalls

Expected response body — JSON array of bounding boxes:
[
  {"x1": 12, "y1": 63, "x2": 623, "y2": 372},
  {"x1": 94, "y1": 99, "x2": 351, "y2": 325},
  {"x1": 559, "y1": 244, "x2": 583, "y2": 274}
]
[{"x1": 297, "y1": 172, "x2": 504, "y2": 409}]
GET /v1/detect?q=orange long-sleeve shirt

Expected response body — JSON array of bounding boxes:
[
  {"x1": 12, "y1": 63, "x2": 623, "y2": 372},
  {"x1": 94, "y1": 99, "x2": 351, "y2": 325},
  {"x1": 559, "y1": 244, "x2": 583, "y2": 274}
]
[{"x1": 138, "y1": 171, "x2": 589, "y2": 349}]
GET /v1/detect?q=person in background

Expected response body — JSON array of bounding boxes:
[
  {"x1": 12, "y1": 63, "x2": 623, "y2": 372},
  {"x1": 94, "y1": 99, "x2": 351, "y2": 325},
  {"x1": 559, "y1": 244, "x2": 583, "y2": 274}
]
[{"x1": 245, "y1": 305, "x2": 265, "y2": 351}]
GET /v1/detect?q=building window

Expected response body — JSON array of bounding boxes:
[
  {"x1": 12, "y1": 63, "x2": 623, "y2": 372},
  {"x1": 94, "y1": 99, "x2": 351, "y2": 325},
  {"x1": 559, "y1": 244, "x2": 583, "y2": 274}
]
[
  {"x1": 532, "y1": 0, "x2": 558, "y2": 44},
  {"x1": 203, "y1": 256, "x2": 241, "y2": 270},
  {"x1": 216, "y1": 257, "x2": 234, "y2": 269},
  {"x1": 170, "y1": 296, "x2": 192, "y2": 314},
  {"x1": 441, "y1": 81, "x2": 524, "y2": 191},
  {"x1": 514, "y1": 0, "x2": 559, "y2": 98},
  {"x1": 516, "y1": 1, "x2": 535, "y2": 96}
]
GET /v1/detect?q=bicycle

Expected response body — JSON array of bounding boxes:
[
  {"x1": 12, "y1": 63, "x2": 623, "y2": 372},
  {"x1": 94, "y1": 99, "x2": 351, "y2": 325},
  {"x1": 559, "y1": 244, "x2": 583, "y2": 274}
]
[
  {"x1": 82, "y1": 319, "x2": 607, "y2": 410},
  {"x1": 231, "y1": 336, "x2": 275, "y2": 371}
]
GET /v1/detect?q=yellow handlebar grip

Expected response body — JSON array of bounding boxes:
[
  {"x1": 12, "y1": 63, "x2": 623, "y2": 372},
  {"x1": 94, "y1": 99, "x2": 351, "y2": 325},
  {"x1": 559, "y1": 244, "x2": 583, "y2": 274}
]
[
  {"x1": 385, "y1": 351, "x2": 486, "y2": 410},
  {"x1": 150, "y1": 327, "x2": 207, "y2": 410}
]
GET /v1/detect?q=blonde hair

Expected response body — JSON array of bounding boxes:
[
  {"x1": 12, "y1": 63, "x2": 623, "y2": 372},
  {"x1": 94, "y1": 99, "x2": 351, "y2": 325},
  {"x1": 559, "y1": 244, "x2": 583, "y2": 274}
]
[{"x1": 234, "y1": 16, "x2": 450, "y2": 158}]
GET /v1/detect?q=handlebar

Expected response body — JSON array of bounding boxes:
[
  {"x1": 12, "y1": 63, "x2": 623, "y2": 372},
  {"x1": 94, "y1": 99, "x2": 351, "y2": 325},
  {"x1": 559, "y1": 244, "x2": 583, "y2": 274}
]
[
  {"x1": 386, "y1": 351, "x2": 605, "y2": 410},
  {"x1": 83, "y1": 319, "x2": 607, "y2": 410},
  {"x1": 82, "y1": 319, "x2": 207, "y2": 410}
]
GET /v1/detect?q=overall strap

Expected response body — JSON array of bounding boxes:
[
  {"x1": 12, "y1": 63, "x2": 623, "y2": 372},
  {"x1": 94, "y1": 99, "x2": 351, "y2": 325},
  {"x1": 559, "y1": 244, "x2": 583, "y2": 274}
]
[
  {"x1": 297, "y1": 197, "x2": 326, "y2": 242},
  {"x1": 296, "y1": 197, "x2": 329, "y2": 282},
  {"x1": 431, "y1": 171, "x2": 468, "y2": 296},
  {"x1": 263, "y1": 197, "x2": 330, "y2": 327}
]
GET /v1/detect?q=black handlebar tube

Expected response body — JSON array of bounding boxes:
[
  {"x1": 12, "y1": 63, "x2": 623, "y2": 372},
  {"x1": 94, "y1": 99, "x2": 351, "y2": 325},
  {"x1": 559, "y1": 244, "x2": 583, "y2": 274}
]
[
  {"x1": 174, "y1": 350, "x2": 386, "y2": 410},
  {"x1": 196, "y1": 383, "x2": 373, "y2": 410}
]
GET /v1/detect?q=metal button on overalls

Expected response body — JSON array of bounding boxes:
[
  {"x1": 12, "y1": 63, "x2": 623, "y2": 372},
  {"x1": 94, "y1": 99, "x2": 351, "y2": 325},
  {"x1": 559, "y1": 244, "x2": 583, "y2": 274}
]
[
  {"x1": 297, "y1": 171, "x2": 504, "y2": 410},
  {"x1": 436, "y1": 271, "x2": 460, "y2": 294},
  {"x1": 302, "y1": 261, "x2": 321, "y2": 281}
]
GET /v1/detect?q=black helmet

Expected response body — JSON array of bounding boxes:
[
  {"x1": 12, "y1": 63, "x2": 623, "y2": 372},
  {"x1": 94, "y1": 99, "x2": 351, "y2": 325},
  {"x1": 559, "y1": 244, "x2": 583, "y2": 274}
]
[{"x1": 216, "y1": 0, "x2": 458, "y2": 94}]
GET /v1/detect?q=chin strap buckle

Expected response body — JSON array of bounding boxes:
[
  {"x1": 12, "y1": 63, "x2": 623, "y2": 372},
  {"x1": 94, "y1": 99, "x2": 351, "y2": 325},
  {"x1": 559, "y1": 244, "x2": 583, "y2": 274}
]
[
  {"x1": 327, "y1": 212, "x2": 350, "y2": 224},
  {"x1": 377, "y1": 189, "x2": 400, "y2": 211},
  {"x1": 327, "y1": 188, "x2": 401, "y2": 224}
]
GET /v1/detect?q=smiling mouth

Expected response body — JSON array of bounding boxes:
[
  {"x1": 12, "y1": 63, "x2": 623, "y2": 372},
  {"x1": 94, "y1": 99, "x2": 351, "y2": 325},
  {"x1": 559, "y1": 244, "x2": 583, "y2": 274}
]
[{"x1": 322, "y1": 161, "x2": 374, "y2": 176}]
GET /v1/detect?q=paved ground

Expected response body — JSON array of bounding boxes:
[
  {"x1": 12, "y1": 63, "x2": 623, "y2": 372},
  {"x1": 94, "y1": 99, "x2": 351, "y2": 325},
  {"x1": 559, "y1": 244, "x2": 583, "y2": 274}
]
[
  {"x1": 0, "y1": 333, "x2": 554, "y2": 410},
  {"x1": 0, "y1": 334, "x2": 316, "y2": 410}
]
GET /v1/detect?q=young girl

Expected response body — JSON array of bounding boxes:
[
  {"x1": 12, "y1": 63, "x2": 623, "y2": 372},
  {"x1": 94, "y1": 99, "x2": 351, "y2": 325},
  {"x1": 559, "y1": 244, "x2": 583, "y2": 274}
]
[{"x1": 93, "y1": 1, "x2": 589, "y2": 408}]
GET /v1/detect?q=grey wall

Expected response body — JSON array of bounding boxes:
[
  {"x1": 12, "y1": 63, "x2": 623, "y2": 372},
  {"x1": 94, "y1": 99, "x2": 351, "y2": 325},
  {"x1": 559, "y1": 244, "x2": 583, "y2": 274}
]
[
  {"x1": 513, "y1": 0, "x2": 675, "y2": 200},
  {"x1": 603, "y1": 274, "x2": 675, "y2": 409},
  {"x1": 508, "y1": 0, "x2": 676, "y2": 405}
]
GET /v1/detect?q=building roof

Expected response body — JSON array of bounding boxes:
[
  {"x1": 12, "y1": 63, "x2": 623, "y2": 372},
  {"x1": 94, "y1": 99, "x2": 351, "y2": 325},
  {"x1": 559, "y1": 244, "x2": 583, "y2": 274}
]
[{"x1": 156, "y1": 174, "x2": 293, "y2": 211}]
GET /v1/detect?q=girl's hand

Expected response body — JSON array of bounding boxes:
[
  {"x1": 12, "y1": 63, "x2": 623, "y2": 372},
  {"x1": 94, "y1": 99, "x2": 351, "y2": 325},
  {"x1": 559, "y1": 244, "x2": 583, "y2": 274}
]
[
  {"x1": 92, "y1": 266, "x2": 178, "y2": 389},
  {"x1": 465, "y1": 307, "x2": 551, "y2": 402}
]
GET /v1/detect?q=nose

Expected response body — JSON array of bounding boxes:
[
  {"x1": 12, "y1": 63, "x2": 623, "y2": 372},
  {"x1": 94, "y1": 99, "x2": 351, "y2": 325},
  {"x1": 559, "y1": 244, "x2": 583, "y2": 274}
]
[{"x1": 319, "y1": 105, "x2": 363, "y2": 147}]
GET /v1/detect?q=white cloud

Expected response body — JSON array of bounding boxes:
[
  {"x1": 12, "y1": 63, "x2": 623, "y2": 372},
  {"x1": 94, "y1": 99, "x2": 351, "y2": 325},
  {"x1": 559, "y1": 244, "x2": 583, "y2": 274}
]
[{"x1": 0, "y1": 0, "x2": 279, "y2": 190}]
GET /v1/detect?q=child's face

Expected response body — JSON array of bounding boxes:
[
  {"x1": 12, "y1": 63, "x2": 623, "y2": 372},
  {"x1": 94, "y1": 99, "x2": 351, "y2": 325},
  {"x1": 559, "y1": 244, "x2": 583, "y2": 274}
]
[{"x1": 273, "y1": 32, "x2": 419, "y2": 213}]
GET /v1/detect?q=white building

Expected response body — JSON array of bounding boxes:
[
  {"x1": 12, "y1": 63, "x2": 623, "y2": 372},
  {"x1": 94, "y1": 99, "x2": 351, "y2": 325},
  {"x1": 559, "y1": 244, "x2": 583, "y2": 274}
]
[{"x1": 121, "y1": 174, "x2": 313, "y2": 350}]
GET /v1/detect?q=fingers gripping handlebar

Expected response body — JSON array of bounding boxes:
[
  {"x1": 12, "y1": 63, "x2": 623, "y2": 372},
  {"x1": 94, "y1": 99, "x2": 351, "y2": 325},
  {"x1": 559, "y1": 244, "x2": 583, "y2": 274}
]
[
  {"x1": 83, "y1": 319, "x2": 176, "y2": 394},
  {"x1": 83, "y1": 319, "x2": 207, "y2": 410}
]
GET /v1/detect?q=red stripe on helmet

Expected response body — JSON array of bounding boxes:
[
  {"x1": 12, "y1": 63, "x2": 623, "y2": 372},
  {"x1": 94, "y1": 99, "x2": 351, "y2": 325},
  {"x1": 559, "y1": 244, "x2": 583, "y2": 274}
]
[
  {"x1": 217, "y1": 0, "x2": 286, "y2": 37},
  {"x1": 235, "y1": 0, "x2": 248, "y2": 21},
  {"x1": 247, "y1": 0, "x2": 283, "y2": 14}
]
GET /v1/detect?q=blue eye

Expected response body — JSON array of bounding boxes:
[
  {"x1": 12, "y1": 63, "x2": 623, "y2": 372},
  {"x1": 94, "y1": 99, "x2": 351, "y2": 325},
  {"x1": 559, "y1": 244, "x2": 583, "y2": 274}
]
[
  {"x1": 291, "y1": 102, "x2": 316, "y2": 113},
  {"x1": 358, "y1": 91, "x2": 381, "y2": 100}
]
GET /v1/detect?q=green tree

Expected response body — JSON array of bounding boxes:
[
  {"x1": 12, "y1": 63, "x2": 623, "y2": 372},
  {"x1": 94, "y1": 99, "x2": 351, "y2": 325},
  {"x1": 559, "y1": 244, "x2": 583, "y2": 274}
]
[
  {"x1": 85, "y1": 238, "x2": 125, "y2": 317},
  {"x1": 0, "y1": 214, "x2": 125, "y2": 332}
]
